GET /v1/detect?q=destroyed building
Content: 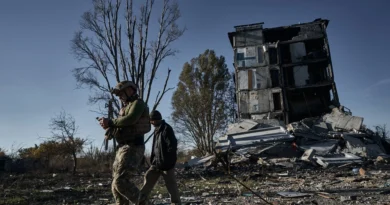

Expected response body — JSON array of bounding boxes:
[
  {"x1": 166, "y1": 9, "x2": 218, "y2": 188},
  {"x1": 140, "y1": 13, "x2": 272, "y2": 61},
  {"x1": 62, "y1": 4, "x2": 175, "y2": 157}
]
[
  {"x1": 185, "y1": 19, "x2": 390, "y2": 169},
  {"x1": 228, "y1": 18, "x2": 339, "y2": 124}
]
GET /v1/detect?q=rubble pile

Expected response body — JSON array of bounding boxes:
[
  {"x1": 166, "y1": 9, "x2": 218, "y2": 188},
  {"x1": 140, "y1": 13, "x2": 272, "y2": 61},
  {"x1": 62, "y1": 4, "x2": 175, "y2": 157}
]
[
  {"x1": 187, "y1": 106, "x2": 390, "y2": 170},
  {"x1": 174, "y1": 106, "x2": 390, "y2": 204}
]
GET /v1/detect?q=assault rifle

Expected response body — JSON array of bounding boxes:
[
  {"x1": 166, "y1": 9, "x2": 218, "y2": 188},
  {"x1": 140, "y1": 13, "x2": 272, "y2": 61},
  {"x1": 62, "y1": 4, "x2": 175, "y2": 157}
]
[
  {"x1": 96, "y1": 117, "x2": 114, "y2": 151},
  {"x1": 96, "y1": 99, "x2": 115, "y2": 151}
]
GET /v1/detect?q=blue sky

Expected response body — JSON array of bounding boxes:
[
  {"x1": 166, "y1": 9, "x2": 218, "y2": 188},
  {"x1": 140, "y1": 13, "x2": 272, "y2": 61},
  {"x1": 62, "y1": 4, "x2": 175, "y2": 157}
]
[{"x1": 1, "y1": 0, "x2": 389, "y2": 153}]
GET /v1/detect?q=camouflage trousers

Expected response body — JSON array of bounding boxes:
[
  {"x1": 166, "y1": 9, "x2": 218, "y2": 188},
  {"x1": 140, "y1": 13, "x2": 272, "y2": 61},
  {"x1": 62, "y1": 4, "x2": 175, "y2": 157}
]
[{"x1": 111, "y1": 144, "x2": 145, "y2": 205}]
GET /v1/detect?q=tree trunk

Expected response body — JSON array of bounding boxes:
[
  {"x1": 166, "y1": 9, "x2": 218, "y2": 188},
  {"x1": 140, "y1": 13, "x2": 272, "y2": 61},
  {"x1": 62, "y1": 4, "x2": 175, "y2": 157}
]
[{"x1": 72, "y1": 152, "x2": 77, "y2": 175}]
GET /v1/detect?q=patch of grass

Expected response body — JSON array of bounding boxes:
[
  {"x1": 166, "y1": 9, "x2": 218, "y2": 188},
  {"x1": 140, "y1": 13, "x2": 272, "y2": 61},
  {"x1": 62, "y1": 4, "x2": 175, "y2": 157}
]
[
  {"x1": 0, "y1": 197, "x2": 28, "y2": 205},
  {"x1": 31, "y1": 191, "x2": 57, "y2": 202}
]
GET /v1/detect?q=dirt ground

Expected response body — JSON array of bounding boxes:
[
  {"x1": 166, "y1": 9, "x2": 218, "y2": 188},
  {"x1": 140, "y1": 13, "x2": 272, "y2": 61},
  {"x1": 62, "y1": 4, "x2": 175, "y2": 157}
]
[{"x1": 1, "y1": 163, "x2": 390, "y2": 205}]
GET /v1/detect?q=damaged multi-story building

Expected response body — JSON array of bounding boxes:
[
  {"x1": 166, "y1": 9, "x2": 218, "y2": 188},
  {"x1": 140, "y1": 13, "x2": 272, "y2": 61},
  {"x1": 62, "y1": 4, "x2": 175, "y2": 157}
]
[
  {"x1": 186, "y1": 19, "x2": 390, "y2": 169},
  {"x1": 228, "y1": 18, "x2": 340, "y2": 124}
]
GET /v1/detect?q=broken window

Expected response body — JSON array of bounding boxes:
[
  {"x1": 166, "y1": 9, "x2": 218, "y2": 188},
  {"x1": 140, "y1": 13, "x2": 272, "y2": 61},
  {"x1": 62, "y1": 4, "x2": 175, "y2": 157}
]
[
  {"x1": 280, "y1": 38, "x2": 327, "y2": 64},
  {"x1": 268, "y1": 47, "x2": 278, "y2": 64},
  {"x1": 280, "y1": 44, "x2": 292, "y2": 64},
  {"x1": 280, "y1": 42, "x2": 306, "y2": 64},
  {"x1": 270, "y1": 69, "x2": 280, "y2": 88},
  {"x1": 290, "y1": 42, "x2": 306, "y2": 63},
  {"x1": 286, "y1": 86, "x2": 333, "y2": 122},
  {"x1": 263, "y1": 23, "x2": 324, "y2": 43},
  {"x1": 273, "y1": 92, "x2": 282, "y2": 111},
  {"x1": 283, "y1": 61, "x2": 330, "y2": 87},
  {"x1": 257, "y1": 47, "x2": 264, "y2": 64},
  {"x1": 302, "y1": 38, "x2": 327, "y2": 60},
  {"x1": 263, "y1": 27, "x2": 301, "y2": 43},
  {"x1": 293, "y1": 65, "x2": 309, "y2": 87}
]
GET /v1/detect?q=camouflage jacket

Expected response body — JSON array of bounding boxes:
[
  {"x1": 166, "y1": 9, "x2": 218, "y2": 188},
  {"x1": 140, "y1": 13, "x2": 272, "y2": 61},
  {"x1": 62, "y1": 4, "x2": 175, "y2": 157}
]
[{"x1": 109, "y1": 95, "x2": 150, "y2": 145}]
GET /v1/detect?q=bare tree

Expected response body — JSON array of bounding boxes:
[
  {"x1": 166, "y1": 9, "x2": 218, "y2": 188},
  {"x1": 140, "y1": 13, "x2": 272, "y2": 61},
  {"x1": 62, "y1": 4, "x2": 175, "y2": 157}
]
[
  {"x1": 375, "y1": 124, "x2": 389, "y2": 139},
  {"x1": 71, "y1": 0, "x2": 185, "y2": 116},
  {"x1": 50, "y1": 110, "x2": 88, "y2": 174}
]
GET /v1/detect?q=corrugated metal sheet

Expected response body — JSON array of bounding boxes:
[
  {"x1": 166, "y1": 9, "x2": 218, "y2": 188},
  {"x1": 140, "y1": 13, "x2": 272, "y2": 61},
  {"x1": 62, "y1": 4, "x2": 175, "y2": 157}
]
[
  {"x1": 300, "y1": 140, "x2": 339, "y2": 155},
  {"x1": 226, "y1": 119, "x2": 259, "y2": 135},
  {"x1": 215, "y1": 126, "x2": 295, "y2": 150},
  {"x1": 314, "y1": 153, "x2": 363, "y2": 168}
]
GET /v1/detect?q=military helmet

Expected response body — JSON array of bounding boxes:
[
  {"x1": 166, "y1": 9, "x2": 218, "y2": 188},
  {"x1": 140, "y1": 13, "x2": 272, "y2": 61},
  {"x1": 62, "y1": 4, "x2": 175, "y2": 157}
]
[{"x1": 111, "y1": 81, "x2": 138, "y2": 95}]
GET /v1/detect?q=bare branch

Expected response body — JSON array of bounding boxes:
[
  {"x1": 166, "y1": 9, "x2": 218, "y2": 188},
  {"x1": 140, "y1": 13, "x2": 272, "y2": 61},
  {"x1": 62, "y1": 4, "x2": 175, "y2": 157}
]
[
  {"x1": 152, "y1": 68, "x2": 174, "y2": 110},
  {"x1": 72, "y1": 0, "x2": 185, "y2": 128},
  {"x1": 145, "y1": 0, "x2": 185, "y2": 105}
]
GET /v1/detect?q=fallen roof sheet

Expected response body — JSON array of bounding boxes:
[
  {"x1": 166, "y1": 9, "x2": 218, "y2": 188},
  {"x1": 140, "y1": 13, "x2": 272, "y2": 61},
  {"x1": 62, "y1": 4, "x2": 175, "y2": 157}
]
[
  {"x1": 314, "y1": 153, "x2": 363, "y2": 168},
  {"x1": 299, "y1": 140, "x2": 339, "y2": 155},
  {"x1": 216, "y1": 126, "x2": 295, "y2": 150},
  {"x1": 187, "y1": 155, "x2": 215, "y2": 167},
  {"x1": 226, "y1": 119, "x2": 259, "y2": 135}
]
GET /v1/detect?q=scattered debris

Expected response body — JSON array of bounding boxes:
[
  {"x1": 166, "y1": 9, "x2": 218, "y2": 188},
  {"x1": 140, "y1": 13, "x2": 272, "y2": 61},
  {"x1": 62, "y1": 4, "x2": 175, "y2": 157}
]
[
  {"x1": 277, "y1": 192, "x2": 312, "y2": 198},
  {"x1": 182, "y1": 104, "x2": 390, "y2": 204},
  {"x1": 340, "y1": 195, "x2": 357, "y2": 202}
]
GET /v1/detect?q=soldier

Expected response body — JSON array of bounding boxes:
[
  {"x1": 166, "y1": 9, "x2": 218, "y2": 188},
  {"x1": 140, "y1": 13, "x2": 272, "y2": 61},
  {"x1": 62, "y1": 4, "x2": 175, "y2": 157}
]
[
  {"x1": 98, "y1": 81, "x2": 151, "y2": 205},
  {"x1": 138, "y1": 110, "x2": 181, "y2": 205}
]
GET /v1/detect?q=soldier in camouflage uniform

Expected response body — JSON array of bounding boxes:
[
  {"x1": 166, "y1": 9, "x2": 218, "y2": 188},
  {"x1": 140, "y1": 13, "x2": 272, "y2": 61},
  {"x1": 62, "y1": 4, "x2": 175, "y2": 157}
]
[{"x1": 99, "y1": 81, "x2": 151, "y2": 205}]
